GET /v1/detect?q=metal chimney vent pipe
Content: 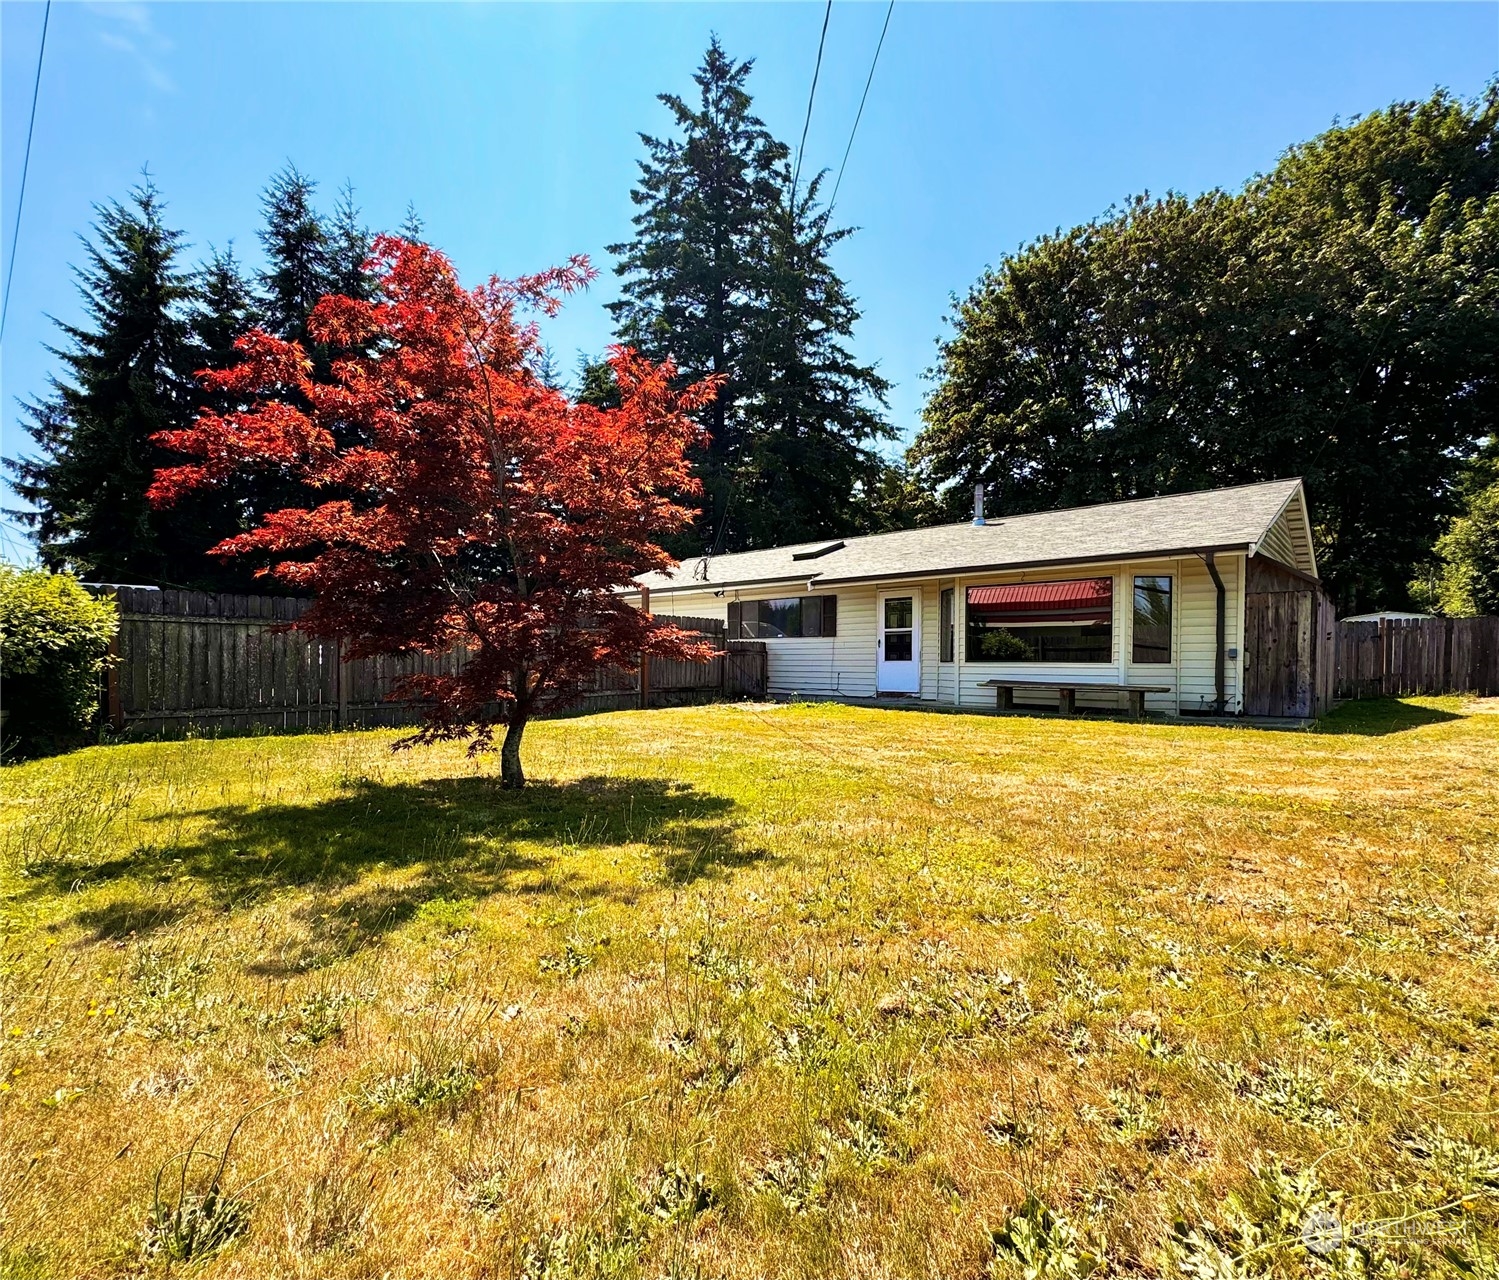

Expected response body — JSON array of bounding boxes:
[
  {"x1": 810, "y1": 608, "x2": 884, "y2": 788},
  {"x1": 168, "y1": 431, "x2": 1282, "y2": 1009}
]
[{"x1": 972, "y1": 482, "x2": 986, "y2": 526}]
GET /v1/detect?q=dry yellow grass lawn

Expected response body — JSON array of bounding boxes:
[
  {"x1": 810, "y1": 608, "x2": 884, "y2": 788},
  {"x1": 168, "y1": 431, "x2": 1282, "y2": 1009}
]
[{"x1": 2, "y1": 698, "x2": 1497, "y2": 1279}]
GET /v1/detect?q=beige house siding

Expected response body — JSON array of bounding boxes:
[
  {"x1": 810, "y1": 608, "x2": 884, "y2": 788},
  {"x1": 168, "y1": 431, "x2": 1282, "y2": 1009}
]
[{"x1": 646, "y1": 553, "x2": 1245, "y2": 713}]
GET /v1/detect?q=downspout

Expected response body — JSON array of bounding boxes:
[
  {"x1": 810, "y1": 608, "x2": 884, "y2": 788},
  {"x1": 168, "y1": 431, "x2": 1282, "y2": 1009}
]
[{"x1": 1201, "y1": 552, "x2": 1226, "y2": 713}]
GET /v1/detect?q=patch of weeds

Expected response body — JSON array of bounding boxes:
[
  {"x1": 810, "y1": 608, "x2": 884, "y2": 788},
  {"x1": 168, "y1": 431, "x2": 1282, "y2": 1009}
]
[
  {"x1": 361, "y1": 1062, "x2": 477, "y2": 1120},
  {"x1": 459, "y1": 1167, "x2": 509, "y2": 1217},
  {"x1": 663, "y1": 1023, "x2": 748, "y2": 1093},
  {"x1": 1224, "y1": 1061, "x2": 1342, "y2": 1129},
  {"x1": 539, "y1": 937, "x2": 605, "y2": 980},
  {"x1": 1056, "y1": 964, "x2": 1117, "y2": 1012},
  {"x1": 143, "y1": 1111, "x2": 258, "y2": 1263},
  {"x1": 756, "y1": 1145, "x2": 832, "y2": 1214},
  {"x1": 639, "y1": 1164, "x2": 715, "y2": 1225},
  {"x1": 984, "y1": 1111, "x2": 1038, "y2": 1149},
  {"x1": 286, "y1": 988, "x2": 353, "y2": 1047},
  {"x1": 1396, "y1": 1124, "x2": 1499, "y2": 1198},
  {"x1": 1167, "y1": 1163, "x2": 1367, "y2": 1278},
  {"x1": 686, "y1": 937, "x2": 755, "y2": 993},
  {"x1": 988, "y1": 1195, "x2": 1103, "y2": 1280},
  {"x1": 1153, "y1": 962, "x2": 1194, "y2": 991},
  {"x1": 144, "y1": 1185, "x2": 250, "y2": 1264},
  {"x1": 514, "y1": 1220, "x2": 640, "y2": 1280},
  {"x1": 359, "y1": 999, "x2": 496, "y2": 1124},
  {"x1": 1298, "y1": 1016, "x2": 1351, "y2": 1050},
  {"x1": 127, "y1": 943, "x2": 221, "y2": 1042},
  {"x1": 945, "y1": 971, "x2": 1036, "y2": 1039},
  {"x1": 411, "y1": 895, "x2": 477, "y2": 939},
  {"x1": 770, "y1": 976, "x2": 846, "y2": 1069},
  {"x1": 1131, "y1": 1025, "x2": 1179, "y2": 1061},
  {"x1": 903, "y1": 969, "x2": 1036, "y2": 1041},
  {"x1": 835, "y1": 1068, "x2": 924, "y2": 1169},
  {"x1": 1089, "y1": 1088, "x2": 1164, "y2": 1145}
]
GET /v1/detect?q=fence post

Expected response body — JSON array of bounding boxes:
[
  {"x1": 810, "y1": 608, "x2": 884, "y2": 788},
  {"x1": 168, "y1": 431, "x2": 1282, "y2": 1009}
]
[
  {"x1": 336, "y1": 639, "x2": 348, "y2": 728},
  {"x1": 104, "y1": 588, "x2": 124, "y2": 731},
  {"x1": 638, "y1": 586, "x2": 651, "y2": 710}
]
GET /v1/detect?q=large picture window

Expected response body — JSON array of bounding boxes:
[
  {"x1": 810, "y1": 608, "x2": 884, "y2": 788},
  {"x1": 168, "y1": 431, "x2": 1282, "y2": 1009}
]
[
  {"x1": 729, "y1": 596, "x2": 838, "y2": 640},
  {"x1": 1132, "y1": 575, "x2": 1172, "y2": 663},
  {"x1": 965, "y1": 578, "x2": 1113, "y2": 663}
]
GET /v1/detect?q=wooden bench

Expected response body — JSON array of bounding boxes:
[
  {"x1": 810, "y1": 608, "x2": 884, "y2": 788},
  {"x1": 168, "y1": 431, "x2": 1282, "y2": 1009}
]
[{"x1": 977, "y1": 679, "x2": 1171, "y2": 719}]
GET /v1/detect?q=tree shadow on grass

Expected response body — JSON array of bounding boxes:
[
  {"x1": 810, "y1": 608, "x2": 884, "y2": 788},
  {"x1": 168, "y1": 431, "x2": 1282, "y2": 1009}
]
[
  {"x1": 1316, "y1": 697, "x2": 1469, "y2": 736},
  {"x1": 32, "y1": 775, "x2": 762, "y2": 961}
]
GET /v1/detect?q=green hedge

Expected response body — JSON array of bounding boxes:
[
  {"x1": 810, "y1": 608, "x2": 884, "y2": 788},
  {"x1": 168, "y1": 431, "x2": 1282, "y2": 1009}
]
[{"x1": 0, "y1": 566, "x2": 119, "y2": 759}]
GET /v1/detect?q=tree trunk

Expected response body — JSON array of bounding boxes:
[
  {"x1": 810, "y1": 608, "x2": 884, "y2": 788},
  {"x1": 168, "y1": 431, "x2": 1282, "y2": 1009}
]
[{"x1": 500, "y1": 715, "x2": 527, "y2": 790}]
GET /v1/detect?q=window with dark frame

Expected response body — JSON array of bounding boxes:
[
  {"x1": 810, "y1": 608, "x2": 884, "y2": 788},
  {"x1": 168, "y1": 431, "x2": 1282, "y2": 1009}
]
[
  {"x1": 939, "y1": 588, "x2": 955, "y2": 662},
  {"x1": 729, "y1": 596, "x2": 838, "y2": 640},
  {"x1": 964, "y1": 578, "x2": 1113, "y2": 663},
  {"x1": 1131, "y1": 575, "x2": 1172, "y2": 664}
]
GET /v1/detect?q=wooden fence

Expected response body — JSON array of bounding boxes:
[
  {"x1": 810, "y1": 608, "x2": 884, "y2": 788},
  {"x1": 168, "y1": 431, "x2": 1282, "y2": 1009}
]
[
  {"x1": 100, "y1": 587, "x2": 766, "y2": 736},
  {"x1": 1335, "y1": 615, "x2": 1499, "y2": 699}
]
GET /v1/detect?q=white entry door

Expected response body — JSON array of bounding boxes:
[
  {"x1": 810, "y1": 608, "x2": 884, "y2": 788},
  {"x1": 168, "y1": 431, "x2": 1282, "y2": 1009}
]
[{"x1": 877, "y1": 590, "x2": 921, "y2": 693}]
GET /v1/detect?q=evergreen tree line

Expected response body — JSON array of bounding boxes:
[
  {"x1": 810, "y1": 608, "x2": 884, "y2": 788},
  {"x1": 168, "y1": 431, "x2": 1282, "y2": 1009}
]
[
  {"x1": 6, "y1": 40, "x2": 898, "y2": 586},
  {"x1": 6, "y1": 167, "x2": 424, "y2": 590},
  {"x1": 8, "y1": 45, "x2": 1498, "y2": 610}
]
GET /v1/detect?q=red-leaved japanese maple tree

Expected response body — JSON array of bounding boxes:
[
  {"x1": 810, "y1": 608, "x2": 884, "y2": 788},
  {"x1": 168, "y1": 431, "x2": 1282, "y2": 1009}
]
[{"x1": 149, "y1": 236, "x2": 719, "y2": 787}]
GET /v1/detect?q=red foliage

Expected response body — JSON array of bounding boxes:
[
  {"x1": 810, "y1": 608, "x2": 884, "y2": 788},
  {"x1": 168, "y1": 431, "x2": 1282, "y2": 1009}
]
[{"x1": 150, "y1": 237, "x2": 720, "y2": 783}]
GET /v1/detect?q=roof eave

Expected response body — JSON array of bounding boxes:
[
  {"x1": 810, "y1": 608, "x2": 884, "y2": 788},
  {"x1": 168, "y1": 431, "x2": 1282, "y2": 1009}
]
[
  {"x1": 625, "y1": 571, "x2": 823, "y2": 598},
  {"x1": 631, "y1": 544, "x2": 1255, "y2": 595}
]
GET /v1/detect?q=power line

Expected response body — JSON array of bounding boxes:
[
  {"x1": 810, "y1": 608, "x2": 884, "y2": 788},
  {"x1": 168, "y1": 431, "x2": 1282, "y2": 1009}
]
[
  {"x1": 790, "y1": 0, "x2": 834, "y2": 206},
  {"x1": 1, "y1": 0, "x2": 52, "y2": 346},
  {"x1": 701, "y1": 0, "x2": 834, "y2": 575},
  {"x1": 829, "y1": 0, "x2": 894, "y2": 212}
]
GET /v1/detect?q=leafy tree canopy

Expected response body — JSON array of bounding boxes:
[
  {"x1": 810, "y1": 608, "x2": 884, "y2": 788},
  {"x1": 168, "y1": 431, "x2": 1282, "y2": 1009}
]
[
  {"x1": 150, "y1": 238, "x2": 718, "y2": 787},
  {"x1": 913, "y1": 84, "x2": 1499, "y2": 611}
]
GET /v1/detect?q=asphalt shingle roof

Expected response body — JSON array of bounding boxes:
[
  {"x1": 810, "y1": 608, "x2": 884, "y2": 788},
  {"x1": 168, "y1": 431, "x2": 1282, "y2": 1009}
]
[{"x1": 638, "y1": 478, "x2": 1306, "y2": 593}]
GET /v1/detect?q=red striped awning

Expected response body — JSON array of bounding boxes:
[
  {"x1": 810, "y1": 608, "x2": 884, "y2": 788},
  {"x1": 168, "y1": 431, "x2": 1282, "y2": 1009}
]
[{"x1": 966, "y1": 578, "x2": 1112, "y2": 625}]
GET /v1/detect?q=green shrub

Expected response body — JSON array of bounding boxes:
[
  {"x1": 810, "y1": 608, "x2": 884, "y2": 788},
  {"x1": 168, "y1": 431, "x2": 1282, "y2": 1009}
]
[
  {"x1": 0, "y1": 566, "x2": 118, "y2": 758},
  {"x1": 1410, "y1": 480, "x2": 1499, "y2": 617}
]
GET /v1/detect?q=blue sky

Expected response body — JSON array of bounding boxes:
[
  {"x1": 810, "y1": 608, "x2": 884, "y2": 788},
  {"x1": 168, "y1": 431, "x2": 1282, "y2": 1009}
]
[{"x1": 2, "y1": 1, "x2": 1496, "y2": 560}]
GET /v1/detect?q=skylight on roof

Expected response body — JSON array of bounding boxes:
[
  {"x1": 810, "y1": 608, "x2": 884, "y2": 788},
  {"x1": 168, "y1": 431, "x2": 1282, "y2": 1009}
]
[{"x1": 791, "y1": 541, "x2": 845, "y2": 561}]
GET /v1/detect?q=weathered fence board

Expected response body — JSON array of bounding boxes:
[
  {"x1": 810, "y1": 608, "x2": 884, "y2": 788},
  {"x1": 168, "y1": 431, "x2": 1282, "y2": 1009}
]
[
  {"x1": 98, "y1": 589, "x2": 765, "y2": 735},
  {"x1": 1335, "y1": 616, "x2": 1499, "y2": 699}
]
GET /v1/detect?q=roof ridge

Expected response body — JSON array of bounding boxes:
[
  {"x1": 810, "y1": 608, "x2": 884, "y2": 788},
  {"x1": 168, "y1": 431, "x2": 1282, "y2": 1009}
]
[{"x1": 680, "y1": 477, "x2": 1303, "y2": 565}]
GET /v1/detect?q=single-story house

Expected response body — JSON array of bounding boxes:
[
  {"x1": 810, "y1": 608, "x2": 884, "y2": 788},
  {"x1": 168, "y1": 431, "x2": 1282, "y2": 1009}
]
[{"x1": 631, "y1": 477, "x2": 1336, "y2": 719}]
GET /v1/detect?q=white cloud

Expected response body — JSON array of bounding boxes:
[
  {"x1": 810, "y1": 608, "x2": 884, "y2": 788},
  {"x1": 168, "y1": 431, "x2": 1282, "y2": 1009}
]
[{"x1": 86, "y1": 1, "x2": 176, "y2": 94}]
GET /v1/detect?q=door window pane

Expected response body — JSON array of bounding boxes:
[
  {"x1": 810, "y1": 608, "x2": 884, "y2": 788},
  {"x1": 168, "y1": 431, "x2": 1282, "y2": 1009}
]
[
  {"x1": 1132, "y1": 576, "x2": 1172, "y2": 663},
  {"x1": 884, "y1": 596, "x2": 913, "y2": 630},
  {"x1": 884, "y1": 631, "x2": 913, "y2": 662}
]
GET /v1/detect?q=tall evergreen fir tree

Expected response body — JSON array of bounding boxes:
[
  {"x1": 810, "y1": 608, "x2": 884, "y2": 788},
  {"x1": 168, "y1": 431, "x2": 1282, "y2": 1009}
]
[
  {"x1": 575, "y1": 355, "x2": 623, "y2": 409},
  {"x1": 179, "y1": 245, "x2": 266, "y2": 588},
  {"x1": 4, "y1": 180, "x2": 233, "y2": 586},
  {"x1": 191, "y1": 245, "x2": 260, "y2": 384},
  {"x1": 609, "y1": 39, "x2": 890, "y2": 552},
  {"x1": 739, "y1": 172, "x2": 892, "y2": 542},
  {"x1": 257, "y1": 164, "x2": 331, "y2": 348},
  {"x1": 327, "y1": 182, "x2": 376, "y2": 303}
]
